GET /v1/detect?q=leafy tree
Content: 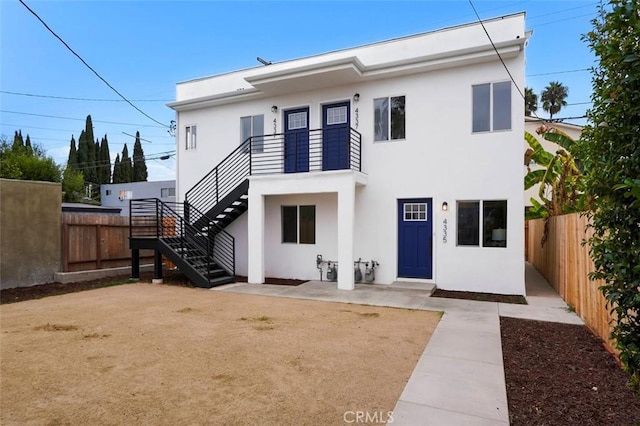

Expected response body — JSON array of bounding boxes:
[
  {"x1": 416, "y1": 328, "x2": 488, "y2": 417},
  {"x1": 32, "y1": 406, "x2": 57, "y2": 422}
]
[
  {"x1": 0, "y1": 135, "x2": 60, "y2": 182},
  {"x1": 525, "y1": 87, "x2": 538, "y2": 116},
  {"x1": 132, "y1": 131, "x2": 148, "y2": 182},
  {"x1": 120, "y1": 144, "x2": 133, "y2": 183},
  {"x1": 61, "y1": 166, "x2": 85, "y2": 202},
  {"x1": 578, "y1": 0, "x2": 640, "y2": 388},
  {"x1": 524, "y1": 127, "x2": 586, "y2": 223},
  {"x1": 541, "y1": 81, "x2": 569, "y2": 119}
]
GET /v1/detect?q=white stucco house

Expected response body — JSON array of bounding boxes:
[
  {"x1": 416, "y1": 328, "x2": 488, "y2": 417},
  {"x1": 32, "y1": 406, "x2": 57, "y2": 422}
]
[{"x1": 156, "y1": 13, "x2": 528, "y2": 295}]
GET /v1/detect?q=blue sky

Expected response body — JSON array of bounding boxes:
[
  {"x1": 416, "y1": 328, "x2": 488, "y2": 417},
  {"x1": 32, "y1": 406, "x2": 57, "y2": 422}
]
[{"x1": 0, "y1": 0, "x2": 598, "y2": 181}]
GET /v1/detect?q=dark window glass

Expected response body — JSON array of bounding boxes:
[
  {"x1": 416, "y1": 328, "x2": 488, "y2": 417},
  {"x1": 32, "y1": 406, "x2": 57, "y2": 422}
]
[
  {"x1": 390, "y1": 96, "x2": 406, "y2": 139},
  {"x1": 457, "y1": 201, "x2": 480, "y2": 246},
  {"x1": 472, "y1": 84, "x2": 491, "y2": 132},
  {"x1": 483, "y1": 200, "x2": 507, "y2": 247},
  {"x1": 299, "y1": 205, "x2": 316, "y2": 244},
  {"x1": 282, "y1": 206, "x2": 297, "y2": 243}
]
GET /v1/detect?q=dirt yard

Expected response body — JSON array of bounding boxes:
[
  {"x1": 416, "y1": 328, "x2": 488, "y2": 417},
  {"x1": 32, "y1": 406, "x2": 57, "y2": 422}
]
[{"x1": 1, "y1": 283, "x2": 440, "y2": 425}]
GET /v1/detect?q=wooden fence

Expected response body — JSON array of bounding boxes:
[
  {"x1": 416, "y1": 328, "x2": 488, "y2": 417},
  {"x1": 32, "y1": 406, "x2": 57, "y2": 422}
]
[
  {"x1": 61, "y1": 213, "x2": 154, "y2": 272},
  {"x1": 527, "y1": 214, "x2": 615, "y2": 352}
]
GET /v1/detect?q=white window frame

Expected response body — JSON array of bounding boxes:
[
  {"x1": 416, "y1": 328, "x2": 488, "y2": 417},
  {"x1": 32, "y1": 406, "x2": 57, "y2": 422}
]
[
  {"x1": 472, "y1": 81, "x2": 512, "y2": 133},
  {"x1": 185, "y1": 125, "x2": 197, "y2": 150},
  {"x1": 161, "y1": 187, "x2": 175, "y2": 198},
  {"x1": 374, "y1": 95, "x2": 406, "y2": 142},
  {"x1": 456, "y1": 199, "x2": 508, "y2": 248},
  {"x1": 281, "y1": 205, "x2": 316, "y2": 245},
  {"x1": 403, "y1": 203, "x2": 428, "y2": 221},
  {"x1": 240, "y1": 115, "x2": 264, "y2": 153}
]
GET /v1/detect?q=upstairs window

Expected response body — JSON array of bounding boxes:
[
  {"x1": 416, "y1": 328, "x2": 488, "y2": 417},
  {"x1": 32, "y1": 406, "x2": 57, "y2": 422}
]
[
  {"x1": 185, "y1": 125, "x2": 197, "y2": 150},
  {"x1": 240, "y1": 115, "x2": 264, "y2": 153},
  {"x1": 472, "y1": 82, "x2": 511, "y2": 132},
  {"x1": 374, "y1": 96, "x2": 405, "y2": 141}
]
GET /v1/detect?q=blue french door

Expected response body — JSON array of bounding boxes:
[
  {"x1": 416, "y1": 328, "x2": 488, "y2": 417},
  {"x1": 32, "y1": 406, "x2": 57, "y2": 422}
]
[
  {"x1": 398, "y1": 199, "x2": 433, "y2": 279},
  {"x1": 284, "y1": 107, "x2": 310, "y2": 173},
  {"x1": 322, "y1": 101, "x2": 350, "y2": 170}
]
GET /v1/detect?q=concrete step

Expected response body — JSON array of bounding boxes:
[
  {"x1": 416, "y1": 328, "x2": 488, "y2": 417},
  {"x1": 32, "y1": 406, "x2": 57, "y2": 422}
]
[{"x1": 390, "y1": 281, "x2": 436, "y2": 295}]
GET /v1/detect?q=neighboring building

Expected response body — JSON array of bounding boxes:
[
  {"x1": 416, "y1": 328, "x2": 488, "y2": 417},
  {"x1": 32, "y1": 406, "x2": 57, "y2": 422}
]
[
  {"x1": 102, "y1": 180, "x2": 175, "y2": 216},
  {"x1": 524, "y1": 116, "x2": 583, "y2": 209},
  {"x1": 154, "y1": 13, "x2": 528, "y2": 295}
]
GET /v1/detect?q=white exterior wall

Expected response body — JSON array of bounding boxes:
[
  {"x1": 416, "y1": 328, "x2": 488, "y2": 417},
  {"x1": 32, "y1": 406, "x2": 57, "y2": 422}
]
[{"x1": 171, "y1": 14, "x2": 527, "y2": 294}]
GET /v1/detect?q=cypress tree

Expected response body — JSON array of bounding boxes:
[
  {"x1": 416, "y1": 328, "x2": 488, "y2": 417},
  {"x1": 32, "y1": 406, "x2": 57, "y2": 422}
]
[
  {"x1": 77, "y1": 130, "x2": 89, "y2": 175},
  {"x1": 67, "y1": 136, "x2": 78, "y2": 170},
  {"x1": 132, "y1": 131, "x2": 148, "y2": 182},
  {"x1": 112, "y1": 154, "x2": 121, "y2": 183},
  {"x1": 100, "y1": 135, "x2": 111, "y2": 184},
  {"x1": 25, "y1": 135, "x2": 33, "y2": 156},
  {"x1": 121, "y1": 144, "x2": 133, "y2": 183},
  {"x1": 12, "y1": 130, "x2": 24, "y2": 153}
]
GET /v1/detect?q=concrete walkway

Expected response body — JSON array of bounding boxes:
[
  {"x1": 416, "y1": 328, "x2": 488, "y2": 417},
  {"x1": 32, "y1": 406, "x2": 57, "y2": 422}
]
[{"x1": 215, "y1": 263, "x2": 584, "y2": 425}]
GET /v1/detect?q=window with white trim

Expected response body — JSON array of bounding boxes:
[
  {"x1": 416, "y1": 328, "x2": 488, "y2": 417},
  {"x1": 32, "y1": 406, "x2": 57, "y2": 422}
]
[
  {"x1": 185, "y1": 125, "x2": 197, "y2": 150},
  {"x1": 404, "y1": 203, "x2": 427, "y2": 221},
  {"x1": 472, "y1": 82, "x2": 511, "y2": 132},
  {"x1": 326, "y1": 106, "x2": 347, "y2": 125},
  {"x1": 457, "y1": 200, "x2": 507, "y2": 247},
  {"x1": 240, "y1": 115, "x2": 264, "y2": 153},
  {"x1": 161, "y1": 187, "x2": 175, "y2": 197},
  {"x1": 374, "y1": 96, "x2": 405, "y2": 141},
  {"x1": 282, "y1": 205, "x2": 316, "y2": 244},
  {"x1": 288, "y1": 112, "x2": 308, "y2": 130}
]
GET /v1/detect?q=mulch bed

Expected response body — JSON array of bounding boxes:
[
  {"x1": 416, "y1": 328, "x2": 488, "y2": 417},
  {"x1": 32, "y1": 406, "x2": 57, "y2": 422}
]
[
  {"x1": 234, "y1": 276, "x2": 306, "y2": 286},
  {"x1": 501, "y1": 317, "x2": 640, "y2": 425},
  {"x1": 0, "y1": 271, "x2": 306, "y2": 305},
  {"x1": 432, "y1": 289, "x2": 527, "y2": 304}
]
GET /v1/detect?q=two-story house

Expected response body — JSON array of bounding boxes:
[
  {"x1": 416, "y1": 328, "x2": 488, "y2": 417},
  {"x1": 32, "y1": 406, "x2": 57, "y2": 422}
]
[{"x1": 131, "y1": 13, "x2": 528, "y2": 295}]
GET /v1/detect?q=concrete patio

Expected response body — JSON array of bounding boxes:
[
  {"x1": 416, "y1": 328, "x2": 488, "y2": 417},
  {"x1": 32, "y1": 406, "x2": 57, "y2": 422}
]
[{"x1": 216, "y1": 263, "x2": 583, "y2": 425}]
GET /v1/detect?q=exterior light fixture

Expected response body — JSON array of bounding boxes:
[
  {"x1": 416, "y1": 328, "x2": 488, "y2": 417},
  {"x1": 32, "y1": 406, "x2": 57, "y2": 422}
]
[
  {"x1": 353, "y1": 93, "x2": 360, "y2": 102},
  {"x1": 442, "y1": 201, "x2": 448, "y2": 211},
  {"x1": 271, "y1": 106, "x2": 278, "y2": 113}
]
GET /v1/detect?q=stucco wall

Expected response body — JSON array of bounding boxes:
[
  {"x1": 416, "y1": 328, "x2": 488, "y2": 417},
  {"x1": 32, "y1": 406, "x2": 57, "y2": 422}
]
[
  {"x1": 172, "y1": 14, "x2": 526, "y2": 295},
  {"x1": 0, "y1": 179, "x2": 62, "y2": 289}
]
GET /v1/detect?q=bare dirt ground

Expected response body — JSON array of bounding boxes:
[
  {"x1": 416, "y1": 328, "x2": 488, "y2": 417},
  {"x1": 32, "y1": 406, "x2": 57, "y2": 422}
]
[{"x1": 1, "y1": 283, "x2": 440, "y2": 425}]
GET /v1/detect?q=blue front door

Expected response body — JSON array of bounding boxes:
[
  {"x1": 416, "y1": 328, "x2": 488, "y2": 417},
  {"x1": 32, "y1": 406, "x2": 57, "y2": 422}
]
[
  {"x1": 284, "y1": 107, "x2": 309, "y2": 173},
  {"x1": 322, "y1": 102, "x2": 350, "y2": 170},
  {"x1": 398, "y1": 199, "x2": 433, "y2": 279}
]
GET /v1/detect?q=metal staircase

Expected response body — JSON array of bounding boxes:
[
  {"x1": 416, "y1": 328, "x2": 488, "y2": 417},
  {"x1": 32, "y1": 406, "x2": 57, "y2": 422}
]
[{"x1": 129, "y1": 125, "x2": 362, "y2": 288}]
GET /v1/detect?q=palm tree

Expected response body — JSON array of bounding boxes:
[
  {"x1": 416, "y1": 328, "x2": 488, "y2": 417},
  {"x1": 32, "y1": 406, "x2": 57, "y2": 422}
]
[
  {"x1": 541, "y1": 82, "x2": 569, "y2": 119},
  {"x1": 525, "y1": 87, "x2": 538, "y2": 116}
]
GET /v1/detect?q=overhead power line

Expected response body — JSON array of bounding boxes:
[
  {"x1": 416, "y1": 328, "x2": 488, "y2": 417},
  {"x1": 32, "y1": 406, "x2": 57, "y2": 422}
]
[
  {"x1": 1, "y1": 90, "x2": 170, "y2": 102},
  {"x1": 527, "y1": 68, "x2": 590, "y2": 77},
  {"x1": 18, "y1": 0, "x2": 168, "y2": 128},
  {"x1": 467, "y1": 0, "x2": 526, "y2": 101},
  {"x1": 1, "y1": 110, "x2": 166, "y2": 128}
]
